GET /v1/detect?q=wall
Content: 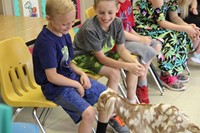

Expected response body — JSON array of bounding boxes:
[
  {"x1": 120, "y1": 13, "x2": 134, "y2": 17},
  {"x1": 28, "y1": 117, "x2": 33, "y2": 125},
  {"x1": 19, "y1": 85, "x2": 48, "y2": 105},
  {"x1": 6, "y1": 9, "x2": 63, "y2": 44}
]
[
  {"x1": 0, "y1": 0, "x2": 93, "y2": 22},
  {"x1": 0, "y1": 0, "x2": 3, "y2": 15},
  {"x1": 80, "y1": 0, "x2": 93, "y2": 22},
  {"x1": 1, "y1": 0, "x2": 13, "y2": 15}
]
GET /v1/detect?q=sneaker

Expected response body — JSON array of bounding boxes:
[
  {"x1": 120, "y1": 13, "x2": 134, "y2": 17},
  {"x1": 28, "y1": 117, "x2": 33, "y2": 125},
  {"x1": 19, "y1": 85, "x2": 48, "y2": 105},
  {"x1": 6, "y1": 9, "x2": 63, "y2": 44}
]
[
  {"x1": 177, "y1": 73, "x2": 189, "y2": 83},
  {"x1": 160, "y1": 75, "x2": 186, "y2": 91},
  {"x1": 136, "y1": 86, "x2": 150, "y2": 104},
  {"x1": 191, "y1": 52, "x2": 200, "y2": 64},
  {"x1": 108, "y1": 115, "x2": 130, "y2": 133}
]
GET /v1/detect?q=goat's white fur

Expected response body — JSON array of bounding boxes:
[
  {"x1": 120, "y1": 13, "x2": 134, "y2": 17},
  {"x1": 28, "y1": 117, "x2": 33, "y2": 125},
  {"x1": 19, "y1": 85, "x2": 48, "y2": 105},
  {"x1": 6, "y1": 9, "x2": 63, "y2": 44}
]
[{"x1": 97, "y1": 90, "x2": 200, "y2": 133}]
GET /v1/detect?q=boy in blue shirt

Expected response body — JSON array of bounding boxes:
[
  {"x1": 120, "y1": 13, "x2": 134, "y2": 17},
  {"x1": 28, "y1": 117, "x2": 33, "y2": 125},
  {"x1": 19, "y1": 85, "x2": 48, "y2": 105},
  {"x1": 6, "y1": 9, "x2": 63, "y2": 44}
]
[{"x1": 32, "y1": 0, "x2": 108, "y2": 132}]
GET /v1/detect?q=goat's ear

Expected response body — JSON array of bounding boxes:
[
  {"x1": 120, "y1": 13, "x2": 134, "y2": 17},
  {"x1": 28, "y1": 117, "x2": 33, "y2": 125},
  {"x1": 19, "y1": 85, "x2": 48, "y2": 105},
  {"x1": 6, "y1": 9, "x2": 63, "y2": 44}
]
[
  {"x1": 105, "y1": 97, "x2": 116, "y2": 117},
  {"x1": 97, "y1": 93, "x2": 107, "y2": 111}
]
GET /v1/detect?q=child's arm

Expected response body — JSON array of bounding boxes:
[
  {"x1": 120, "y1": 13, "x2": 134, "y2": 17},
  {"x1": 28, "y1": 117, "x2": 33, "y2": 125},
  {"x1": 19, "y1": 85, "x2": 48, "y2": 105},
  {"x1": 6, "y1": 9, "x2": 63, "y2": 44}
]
[
  {"x1": 125, "y1": 29, "x2": 152, "y2": 45},
  {"x1": 45, "y1": 68, "x2": 85, "y2": 97},
  {"x1": 70, "y1": 62, "x2": 91, "y2": 89}
]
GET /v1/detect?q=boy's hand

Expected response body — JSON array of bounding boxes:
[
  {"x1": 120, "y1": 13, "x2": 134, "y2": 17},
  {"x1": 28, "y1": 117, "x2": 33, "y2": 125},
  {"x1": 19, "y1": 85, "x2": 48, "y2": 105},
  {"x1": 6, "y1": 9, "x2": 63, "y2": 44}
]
[
  {"x1": 76, "y1": 83, "x2": 85, "y2": 97},
  {"x1": 139, "y1": 36, "x2": 152, "y2": 45},
  {"x1": 80, "y1": 72, "x2": 91, "y2": 89},
  {"x1": 128, "y1": 62, "x2": 145, "y2": 76}
]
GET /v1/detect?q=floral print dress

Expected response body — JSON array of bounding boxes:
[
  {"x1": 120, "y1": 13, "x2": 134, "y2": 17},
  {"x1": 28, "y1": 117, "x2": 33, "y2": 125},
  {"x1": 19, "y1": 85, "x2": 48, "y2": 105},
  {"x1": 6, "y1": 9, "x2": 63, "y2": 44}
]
[{"x1": 133, "y1": 0, "x2": 193, "y2": 76}]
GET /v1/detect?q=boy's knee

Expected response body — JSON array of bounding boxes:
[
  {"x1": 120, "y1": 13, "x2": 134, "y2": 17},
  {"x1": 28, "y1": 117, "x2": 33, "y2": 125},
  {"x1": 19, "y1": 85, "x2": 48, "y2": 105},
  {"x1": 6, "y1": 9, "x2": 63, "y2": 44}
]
[
  {"x1": 82, "y1": 106, "x2": 96, "y2": 122},
  {"x1": 107, "y1": 68, "x2": 120, "y2": 81},
  {"x1": 155, "y1": 44, "x2": 162, "y2": 52}
]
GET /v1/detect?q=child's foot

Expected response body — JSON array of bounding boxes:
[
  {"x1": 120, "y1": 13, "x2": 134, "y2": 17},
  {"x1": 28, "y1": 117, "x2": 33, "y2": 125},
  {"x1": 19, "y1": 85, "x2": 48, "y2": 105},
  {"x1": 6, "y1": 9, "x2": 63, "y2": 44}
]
[
  {"x1": 136, "y1": 86, "x2": 150, "y2": 104},
  {"x1": 108, "y1": 115, "x2": 130, "y2": 133},
  {"x1": 191, "y1": 52, "x2": 200, "y2": 64},
  {"x1": 177, "y1": 73, "x2": 189, "y2": 83},
  {"x1": 160, "y1": 75, "x2": 186, "y2": 91}
]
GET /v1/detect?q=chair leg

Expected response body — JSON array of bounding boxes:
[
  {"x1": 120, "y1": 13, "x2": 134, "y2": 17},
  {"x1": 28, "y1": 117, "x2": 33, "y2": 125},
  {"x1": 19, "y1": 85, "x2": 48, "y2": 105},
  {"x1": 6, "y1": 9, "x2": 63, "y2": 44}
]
[
  {"x1": 12, "y1": 107, "x2": 24, "y2": 120},
  {"x1": 92, "y1": 128, "x2": 96, "y2": 133},
  {"x1": 32, "y1": 107, "x2": 46, "y2": 133},
  {"x1": 39, "y1": 108, "x2": 53, "y2": 125},
  {"x1": 185, "y1": 65, "x2": 191, "y2": 75},
  {"x1": 118, "y1": 82, "x2": 127, "y2": 98},
  {"x1": 149, "y1": 64, "x2": 165, "y2": 95}
]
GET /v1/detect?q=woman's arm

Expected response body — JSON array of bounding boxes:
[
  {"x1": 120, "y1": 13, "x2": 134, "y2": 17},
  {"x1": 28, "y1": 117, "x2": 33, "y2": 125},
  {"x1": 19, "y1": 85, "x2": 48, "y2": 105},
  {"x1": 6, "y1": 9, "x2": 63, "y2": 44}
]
[
  {"x1": 150, "y1": 0, "x2": 198, "y2": 38},
  {"x1": 190, "y1": 0, "x2": 198, "y2": 15}
]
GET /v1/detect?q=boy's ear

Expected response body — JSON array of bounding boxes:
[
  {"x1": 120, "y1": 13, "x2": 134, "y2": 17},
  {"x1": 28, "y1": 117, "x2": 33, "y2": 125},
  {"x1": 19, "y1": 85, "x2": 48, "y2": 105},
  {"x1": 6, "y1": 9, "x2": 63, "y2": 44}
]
[
  {"x1": 93, "y1": 5, "x2": 96, "y2": 12},
  {"x1": 46, "y1": 15, "x2": 51, "y2": 22}
]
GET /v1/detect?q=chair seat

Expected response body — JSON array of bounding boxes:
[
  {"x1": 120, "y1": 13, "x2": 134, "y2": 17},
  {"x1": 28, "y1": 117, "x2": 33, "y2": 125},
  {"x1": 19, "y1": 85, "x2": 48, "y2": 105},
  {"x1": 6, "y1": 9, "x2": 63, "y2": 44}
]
[
  {"x1": 12, "y1": 122, "x2": 39, "y2": 133},
  {"x1": 2, "y1": 87, "x2": 57, "y2": 107}
]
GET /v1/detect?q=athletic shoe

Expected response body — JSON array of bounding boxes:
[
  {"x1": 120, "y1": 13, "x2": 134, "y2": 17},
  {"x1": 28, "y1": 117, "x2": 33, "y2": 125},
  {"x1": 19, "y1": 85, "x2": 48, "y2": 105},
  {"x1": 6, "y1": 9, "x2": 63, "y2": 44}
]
[
  {"x1": 136, "y1": 86, "x2": 150, "y2": 104},
  {"x1": 177, "y1": 73, "x2": 189, "y2": 83},
  {"x1": 108, "y1": 115, "x2": 130, "y2": 133},
  {"x1": 160, "y1": 75, "x2": 186, "y2": 91}
]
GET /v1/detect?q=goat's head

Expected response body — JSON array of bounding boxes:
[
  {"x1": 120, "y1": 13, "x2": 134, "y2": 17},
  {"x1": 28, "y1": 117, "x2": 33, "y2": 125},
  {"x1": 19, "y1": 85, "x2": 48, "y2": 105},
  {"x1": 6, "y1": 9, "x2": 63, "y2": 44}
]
[{"x1": 97, "y1": 89, "x2": 117, "y2": 122}]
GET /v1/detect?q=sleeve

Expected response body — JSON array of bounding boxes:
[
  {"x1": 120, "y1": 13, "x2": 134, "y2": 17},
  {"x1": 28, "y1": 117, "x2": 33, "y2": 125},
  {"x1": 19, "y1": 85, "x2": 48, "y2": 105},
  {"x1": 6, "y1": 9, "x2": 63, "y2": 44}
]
[
  {"x1": 154, "y1": 7, "x2": 166, "y2": 22},
  {"x1": 168, "y1": 0, "x2": 179, "y2": 11}
]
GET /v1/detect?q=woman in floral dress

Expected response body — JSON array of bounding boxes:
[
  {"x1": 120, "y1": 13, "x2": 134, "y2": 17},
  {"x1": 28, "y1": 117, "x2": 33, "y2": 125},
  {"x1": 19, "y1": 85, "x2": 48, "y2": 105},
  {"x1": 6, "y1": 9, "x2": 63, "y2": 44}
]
[{"x1": 133, "y1": 0, "x2": 199, "y2": 90}]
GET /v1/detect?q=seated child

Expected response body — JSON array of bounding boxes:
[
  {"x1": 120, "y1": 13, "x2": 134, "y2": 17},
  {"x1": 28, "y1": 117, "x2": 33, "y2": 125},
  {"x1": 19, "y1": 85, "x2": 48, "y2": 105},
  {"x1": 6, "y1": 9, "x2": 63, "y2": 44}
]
[
  {"x1": 116, "y1": 0, "x2": 162, "y2": 103},
  {"x1": 73, "y1": 0, "x2": 145, "y2": 132},
  {"x1": 32, "y1": 0, "x2": 110, "y2": 132}
]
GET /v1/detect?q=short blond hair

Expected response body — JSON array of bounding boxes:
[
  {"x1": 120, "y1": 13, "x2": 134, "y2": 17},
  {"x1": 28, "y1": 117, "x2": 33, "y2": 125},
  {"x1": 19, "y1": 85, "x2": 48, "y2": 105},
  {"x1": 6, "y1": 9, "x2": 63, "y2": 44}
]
[
  {"x1": 46, "y1": 0, "x2": 75, "y2": 18},
  {"x1": 94, "y1": 0, "x2": 119, "y2": 8}
]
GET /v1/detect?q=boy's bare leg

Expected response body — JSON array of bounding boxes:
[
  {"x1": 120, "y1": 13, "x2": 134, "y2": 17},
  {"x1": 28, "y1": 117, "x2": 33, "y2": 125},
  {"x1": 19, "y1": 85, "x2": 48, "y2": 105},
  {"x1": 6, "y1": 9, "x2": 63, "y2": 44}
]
[
  {"x1": 99, "y1": 66, "x2": 121, "y2": 92},
  {"x1": 139, "y1": 61, "x2": 151, "y2": 81},
  {"x1": 126, "y1": 72, "x2": 138, "y2": 104},
  {"x1": 78, "y1": 106, "x2": 96, "y2": 133}
]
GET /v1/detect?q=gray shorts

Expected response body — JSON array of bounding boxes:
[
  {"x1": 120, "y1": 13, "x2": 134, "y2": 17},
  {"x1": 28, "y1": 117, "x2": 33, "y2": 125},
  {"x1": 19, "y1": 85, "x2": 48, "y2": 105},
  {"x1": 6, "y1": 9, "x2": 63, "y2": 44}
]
[{"x1": 125, "y1": 39, "x2": 160, "y2": 64}]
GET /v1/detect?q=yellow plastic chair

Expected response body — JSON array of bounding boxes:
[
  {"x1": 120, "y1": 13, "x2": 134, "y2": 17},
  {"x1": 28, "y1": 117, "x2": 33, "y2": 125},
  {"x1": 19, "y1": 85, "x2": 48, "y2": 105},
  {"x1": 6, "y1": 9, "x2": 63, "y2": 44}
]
[
  {"x1": 0, "y1": 37, "x2": 57, "y2": 133},
  {"x1": 85, "y1": 6, "x2": 95, "y2": 18}
]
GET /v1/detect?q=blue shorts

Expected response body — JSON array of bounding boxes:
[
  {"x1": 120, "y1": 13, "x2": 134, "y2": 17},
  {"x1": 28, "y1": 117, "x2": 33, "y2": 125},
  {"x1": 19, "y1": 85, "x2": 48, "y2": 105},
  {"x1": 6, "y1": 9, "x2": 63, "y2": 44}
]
[{"x1": 52, "y1": 76, "x2": 106, "y2": 124}]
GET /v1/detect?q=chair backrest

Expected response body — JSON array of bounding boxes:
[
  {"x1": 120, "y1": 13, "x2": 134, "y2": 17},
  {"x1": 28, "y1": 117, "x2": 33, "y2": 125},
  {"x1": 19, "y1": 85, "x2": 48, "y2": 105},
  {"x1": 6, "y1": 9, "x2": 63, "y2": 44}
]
[
  {"x1": 68, "y1": 28, "x2": 76, "y2": 42},
  {"x1": 85, "y1": 6, "x2": 96, "y2": 18},
  {"x1": 0, "y1": 37, "x2": 40, "y2": 105}
]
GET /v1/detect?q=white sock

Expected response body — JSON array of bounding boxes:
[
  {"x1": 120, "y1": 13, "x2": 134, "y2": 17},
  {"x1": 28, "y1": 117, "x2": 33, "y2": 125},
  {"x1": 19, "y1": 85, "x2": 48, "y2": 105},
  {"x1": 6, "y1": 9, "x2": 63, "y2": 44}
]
[{"x1": 129, "y1": 99, "x2": 137, "y2": 104}]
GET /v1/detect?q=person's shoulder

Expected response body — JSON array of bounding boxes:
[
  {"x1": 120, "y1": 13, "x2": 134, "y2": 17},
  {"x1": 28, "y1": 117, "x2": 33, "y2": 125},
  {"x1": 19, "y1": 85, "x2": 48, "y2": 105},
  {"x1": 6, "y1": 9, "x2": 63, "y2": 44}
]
[
  {"x1": 35, "y1": 29, "x2": 55, "y2": 47},
  {"x1": 151, "y1": 0, "x2": 164, "y2": 8},
  {"x1": 114, "y1": 17, "x2": 123, "y2": 24},
  {"x1": 81, "y1": 17, "x2": 99, "y2": 33}
]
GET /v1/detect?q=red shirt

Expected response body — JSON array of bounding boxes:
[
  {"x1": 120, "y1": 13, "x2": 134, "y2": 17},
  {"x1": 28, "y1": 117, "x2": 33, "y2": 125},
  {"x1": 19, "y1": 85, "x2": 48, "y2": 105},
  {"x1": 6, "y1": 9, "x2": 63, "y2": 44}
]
[{"x1": 116, "y1": 0, "x2": 135, "y2": 32}]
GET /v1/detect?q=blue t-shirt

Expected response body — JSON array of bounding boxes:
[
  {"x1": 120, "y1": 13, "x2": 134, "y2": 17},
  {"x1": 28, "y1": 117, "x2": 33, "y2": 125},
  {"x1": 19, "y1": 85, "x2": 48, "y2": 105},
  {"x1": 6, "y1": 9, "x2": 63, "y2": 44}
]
[{"x1": 33, "y1": 26, "x2": 75, "y2": 100}]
